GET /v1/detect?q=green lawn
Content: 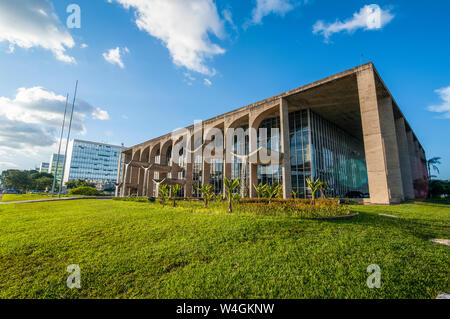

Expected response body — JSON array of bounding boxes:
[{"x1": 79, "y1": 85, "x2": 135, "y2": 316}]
[{"x1": 0, "y1": 200, "x2": 448, "y2": 299}]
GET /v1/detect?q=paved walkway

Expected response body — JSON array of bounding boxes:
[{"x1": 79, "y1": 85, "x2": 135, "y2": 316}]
[{"x1": 0, "y1": 196, "x2": 113, "y2": 205}]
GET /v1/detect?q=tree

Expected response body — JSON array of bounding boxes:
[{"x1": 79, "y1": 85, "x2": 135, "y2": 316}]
[
  {"x1": 198, "y1": 184, "x2": 214, "y2": 208},
  {"x1": 306, "y1": 177, "x2": 323, "y2": 204},
  {"x1": 34, "y1": 177, "x2": 54, "y2": 192},
  {"x1": 170, "y1": 184, "x2": 182, "y2": 207},
  {"x1": 224, "y1": 178, "x2": 240, "y2": 213},
  {"x1": 429, "y1": 180, "x2": 450, "y2": 198},
  {"x1": 158, "y1": 184, "x2": 169, "y2": 206},
  {"x1": 253, "y1": 183, "x2": 267, "y2": 199},
  {"x1": 265, "y1": 184, "x2": 282, "y2": 204},
  {"x1": 427, "y1": 157, "x2": 442, "y2": 179},
  {"x1": 66, "y1": 179, "x2": 95, "y2": 189},
  {"x1": 1, "y1": 170, "x2": 32, "y2": 191}
]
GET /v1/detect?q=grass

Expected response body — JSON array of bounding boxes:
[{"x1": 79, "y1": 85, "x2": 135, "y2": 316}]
[{"x1": 0, "y1": 200, "x2": 448, "y2": 299}]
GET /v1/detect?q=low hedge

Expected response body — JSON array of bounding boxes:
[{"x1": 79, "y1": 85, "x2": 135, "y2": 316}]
[
  {"x1": 68, "y1": 186, "x2": 101, "y2": 196},
  {"x1": 235, "y1": 199, "x2": 350, "y2": 218}
]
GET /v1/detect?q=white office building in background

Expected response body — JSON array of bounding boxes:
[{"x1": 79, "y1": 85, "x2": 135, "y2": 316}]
[
  {"x1": 63, "y1": 139, "x2": 124, "y2": 187},
  {"x1": 39, "y1": 162, "x2": 50, "y2": 173}
]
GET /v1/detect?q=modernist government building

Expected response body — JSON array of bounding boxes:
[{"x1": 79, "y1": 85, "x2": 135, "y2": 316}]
[{"x1": 117, "y1": 63, "x2": 428, "y2": 205}]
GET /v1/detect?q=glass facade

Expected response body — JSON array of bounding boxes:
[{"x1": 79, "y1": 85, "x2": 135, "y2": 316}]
[
  {"x1": 258, "y1": 116, "x2": 282, "y2": 187},
  {"x1": 49, "y1": 154, "x2": 65, "y2": 184},
  {"x1": 64, "y1": 140, "x2": 123, "y2": 185},
  {"x1": 309, "y1": 110, "x2": 369, "y2": 197},
  {"x1": 289, "y1": 109, "x2": 368, "y2": 198}
]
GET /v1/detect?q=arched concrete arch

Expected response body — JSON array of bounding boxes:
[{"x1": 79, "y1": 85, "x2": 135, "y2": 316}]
[
  {"x1": 128, "y1": 149, "x2": 141, "y2": 196},
  {"x1": 137, "y1": 146, "x2": 150, "y2": 196}
]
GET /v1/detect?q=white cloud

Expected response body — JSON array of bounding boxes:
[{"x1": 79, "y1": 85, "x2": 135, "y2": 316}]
[
  {"x1": 0, "y1": 0, "x2": 75, "y2": 63},
  {"x1": 81, "y1": 43, "x2": 88, "y2": 49},
  {"x1": 427, "y1": 86, "x2": 450, "y2": 119},
  {"x1": 313, "y1": 4, "x2": 394, "y2": 41},
  {"x1": 250, "y1": 0, "x2": 295, "y2": 25},
  {"x1": 0, "y1": 87, "x2": 109, "y2": 151},
  {"x1": 204, "y1": 78, "x2": 212, "y2": 86},
  {"x1": 92, "y1": 108, "x2": 110, "y2": 120},
  {"x1": 103, "y1": 47, "x2": 129, "y2": 68},
  {"x1": 108, "y1": 0, "x2": 225, "y2": 75}
]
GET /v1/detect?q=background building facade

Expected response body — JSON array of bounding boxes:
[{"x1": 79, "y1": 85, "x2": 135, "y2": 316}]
[
  {"x1": 49, "y1": 154, "x2": 65, "y2": 184},
  {"x1": 39, "y1": 162, "x2": 50, "y2": 173},
  {"x1": 119, "y1": 64, "x2": 428, "y2": 204},
  {"x1": 63, "y1": 139, "x2": 124, "y2": 188}
]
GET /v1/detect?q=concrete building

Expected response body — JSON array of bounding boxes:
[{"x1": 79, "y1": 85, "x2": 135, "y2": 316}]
[
  {"x1": 49, "y1": 154, "x2": 65, "y2": 184},
  {"x1": 118, "y1": 63, "x2": 428, "y2": 204},
  {"x1": 63, "y1": 139, "x2": 124, "y2": 188},
  {"x1": 39, "y1": 162, "x2": 50, "y2": 173}
]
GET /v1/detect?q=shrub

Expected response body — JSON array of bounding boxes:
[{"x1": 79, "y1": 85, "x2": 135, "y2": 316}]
[
  {"x1": 235, "y1": 198, "x2": 349, "y2": 218},
  {"x1": 69, "y1": 186, "x2": 101, "y2": 196},
  {"x1": 112, "y1": 197, "x2": 149, "y2": 203}
]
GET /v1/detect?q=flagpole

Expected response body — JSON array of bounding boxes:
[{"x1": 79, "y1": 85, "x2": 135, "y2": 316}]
[
  {"x1": 59, "y1": 80, "x2": 78, "y2": 198},
  {"x1": 51, "y1": 93, "x2": 69, "y2": 197}
]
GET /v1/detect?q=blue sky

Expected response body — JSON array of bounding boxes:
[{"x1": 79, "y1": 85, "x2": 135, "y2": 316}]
[{"x1": 0, "y1": 0, "x2": 449, "y2": 179}]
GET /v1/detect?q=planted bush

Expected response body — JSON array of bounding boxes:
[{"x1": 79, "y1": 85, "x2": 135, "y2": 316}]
[
  {"x1": 112, "y1": 197, "x2": 149, "y2": 203},
  {"x1": 68, "y1": 186, "x2": 101, "y2": 196}
]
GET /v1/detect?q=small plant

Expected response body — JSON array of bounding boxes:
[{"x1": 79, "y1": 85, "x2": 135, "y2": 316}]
[
  {"x1": 170, "y1": 184, "x2": 182, "y2": 207},
  {"x1": 291, "y1": 190, "x2": 298, "y2": 199},
  {"x1": 253, "y1": 183, "x2": 267, "y2": 199},
  {"x1": 265, "y1": 184, "x2": 282, "y2": 204},
  {"x1": 224, "y1": 178, "x2": 240, "y2": 213},
  {"x1": 306, "y1": 178, "x2": 325, "y2": 204},
  {"x1": 158, "y1": 184, "x2": 169, "y2": 206},
  {"x1": 198, "y1": 184, "x2": 214, "y2": 208}
]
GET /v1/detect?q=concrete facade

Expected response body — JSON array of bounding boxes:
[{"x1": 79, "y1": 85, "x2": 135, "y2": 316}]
[{"x1": 118, "y1": 63, "x2": 428, "y2": 204}]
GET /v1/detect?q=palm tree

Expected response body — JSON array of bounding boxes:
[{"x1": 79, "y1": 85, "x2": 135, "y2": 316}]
[
  {"x1": 198, "y1": 184, "x2": 214, "y2": 208},
  {"x1": 224, "y1": 178, "x2": 240, "y2": 213},
  {"x1": 158, "y1": 184, "x2": 169, "y2": 206},
  {"x1": 306, "y1": 177, "x2": 322, "y2": 204},
  {"x1": 265, "y1": 184, "x2": 282, "y2": 204},
  {"x1": 253, "y1": 183, "x2": 267, "y2": 199},
  {"x1": 427, "y1": 157, "x2": 441, "y2": 179},
  {"x1": 170, "y1": 184, "x2": 182, "y2": 207}
]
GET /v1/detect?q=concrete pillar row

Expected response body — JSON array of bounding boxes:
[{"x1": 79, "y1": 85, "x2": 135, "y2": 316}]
[
  {"x1": 357, "y1": 68, "x2": 404, "y2": 204},
  {"x1": 395, "y1": 117, "x2": 415, "y2": 199}
]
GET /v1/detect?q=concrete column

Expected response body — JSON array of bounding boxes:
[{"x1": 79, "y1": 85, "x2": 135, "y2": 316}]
[
  {"x1": 223, "y1": 127, "x2": 232, "y2": 198},
  {"x1": 123, "y1": 163, "x2": 131, "y2": 197},
  {"x1": 280, "y1": 98, "x2": 292, "y2": 199},
  {"x1": 184, "y1": 135, "x2": 194, "y2": 198},
  {"x1": 357, "y1": 68, "x2": 404, "y2": 204},
  {"x1": 395, "y1": 117, "x2": 415, "y2": 199},
  {"x1": 137, "y1": 167, "x2": 144, "y2": 196},
  {"x1": 406, "y1": 131, "x2": 418, "y2": 198},
  {"x1": 248, "y1": 116, "x2": 258, "y2": 199}
]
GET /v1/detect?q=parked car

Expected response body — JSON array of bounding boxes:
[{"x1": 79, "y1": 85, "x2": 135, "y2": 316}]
[
  {"x1": 345, "y1": 191, "x2": 364, "y2": 199},
  {"x1": 3, "y1": 189, "x2": 20, "y2": 194}
]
